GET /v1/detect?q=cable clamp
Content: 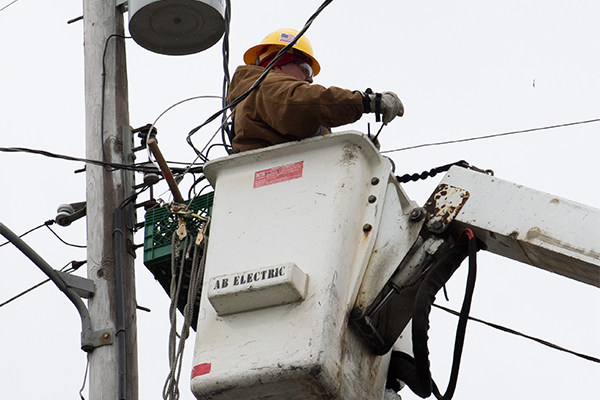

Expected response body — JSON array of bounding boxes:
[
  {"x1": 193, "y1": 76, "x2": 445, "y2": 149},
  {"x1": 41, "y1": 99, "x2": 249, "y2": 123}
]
[{"x1": 81, "y1": 328, "x2": 115, "y2": 353}]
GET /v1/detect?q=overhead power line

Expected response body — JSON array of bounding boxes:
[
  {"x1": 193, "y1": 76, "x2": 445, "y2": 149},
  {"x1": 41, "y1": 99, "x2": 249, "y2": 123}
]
[
  {"x1": 4, "y1": 118, "x2": 596, "y2": 172},
  {"x1": 433, "y1": 303, "x2": 600, "y2": 364},
  {"x1": 45, "y1": 225, "x2": 86, "y2": 248},
  {"x1": 0, "y1": 260, "x2": 86, "y2": 309},
  {"x1": 0, "y1": 0, "x2": 19, "y2": 13},
  {"x1": 381, "y1": 118, "x2": 600, "y2": 154},
  {"x1": 0, "y1": 146, "x2": 203, "y2": 174},
  {"x1": 0, "y1": 220, "x2": 85, "y2": 249},
  {"x1": 0, "y1": 220, "x2": 51, "y2": 248},
  {"x1": 0, "y1": 146, "x2": 138, "y2": 170}
]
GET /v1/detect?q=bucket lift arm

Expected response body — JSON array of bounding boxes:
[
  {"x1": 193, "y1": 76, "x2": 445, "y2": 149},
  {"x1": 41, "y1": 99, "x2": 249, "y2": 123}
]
[
  {"x1": 352, "y1": 164, "x2": 600, "y2": 358},
  {"x1": 438, "y1": 166, "x2": 600, "y2": 287}
]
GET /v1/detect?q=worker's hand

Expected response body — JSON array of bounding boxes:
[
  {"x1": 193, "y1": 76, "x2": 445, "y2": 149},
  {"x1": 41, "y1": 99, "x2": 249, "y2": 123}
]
[
  {"x1": 363, "y1": 90, "x2": 405, "y2": 125},
  {"x1": 380, "y1": 92, "x2": 404, "y2": 124}
]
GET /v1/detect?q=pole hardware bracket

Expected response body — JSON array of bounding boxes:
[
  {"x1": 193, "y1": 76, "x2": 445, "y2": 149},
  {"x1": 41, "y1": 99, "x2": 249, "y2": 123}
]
[
  {"x1": 0, "y1": 222, "x2": 111, "y2": 355},
  {"x1": 55, "y1": 202, "x2": 87, "y2": 227},
  {"x1": 55, "y1": 270, "x2": 96, "y2": 299},
  {"x1": 117, "y1": 0, "x2": 128, "y2": 12},
  {"x1": 81, "y1": 328, "x2": 115, "y2": 353}
]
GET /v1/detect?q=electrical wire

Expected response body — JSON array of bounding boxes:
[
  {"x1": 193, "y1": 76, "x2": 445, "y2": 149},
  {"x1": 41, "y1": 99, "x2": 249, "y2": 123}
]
[
  {"x1": 0, "y1": 260, "x2": 86, "y2": 309},
  {"x1": 0, "y1": 0, "x2": 18, "y2": 13},
  {"x1": 0, "y1": 146, "x2": 203, "y2": 174},
  {"x1": 79, "y1": 353, "x2": 90, "y2": 400},
  {"x1": 188, "y1": 175, "x2": 207, "y2": 199},
  {"x1": 0, "y1": 219, "x2": 85, "y2": 251},
  {"x1": 381, "y1": 118, "x2": 600, "y2": 154},
  {"x1": 45, "y1": 225, "x2": 87, "y2": 248},
  {"x1": 140, "y1": 95, "x2": 223, "y2": 203},
  {"x1": 144, "y1": 95, "x2": 223, "y2": 172},
  {"x1": 204, "y1": 143, "x2": 233, "y2": 160},
  {"x1": 100, "y1": 34, "x2": 131, "y2": 169},
  {"x1": 0, "y1": 279, "x2": 50, "y2": 308},
  {"x1": 157, "y1": 113, "x2": 232, "y2": 206},
  {"x1": 198, "y1": 112, "x2": 234, "y2": 160},
  {"x1": 433, "y1": 303, "x2": 600, "y2": 364},
  {"x1": 0, "y1": 220, "x2": 51, "y2": 248},
  {"x1": 0, "y1": 146, "x2": 133, "y2": 170},
  {"x1": 120, "y1": 183, "x2": 151, "y2": 210},
  {"x1": 195, "y1": 184, "x2": 213, "y2": 199},
  {"x1": 185, "y1": 0, "x2": 335, "y2": 156},
  {"x1": 8, "y1": 117, "x2": 593, "y2": 178},
  {"x1": 220, "y1": 0, "x2": 233, "y2": 152}
]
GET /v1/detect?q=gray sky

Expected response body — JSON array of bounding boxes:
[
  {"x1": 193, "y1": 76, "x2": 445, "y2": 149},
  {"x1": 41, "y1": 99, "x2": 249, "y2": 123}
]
[{"x1": 1, "y1": 1, "x2": 599, "y2": 399}]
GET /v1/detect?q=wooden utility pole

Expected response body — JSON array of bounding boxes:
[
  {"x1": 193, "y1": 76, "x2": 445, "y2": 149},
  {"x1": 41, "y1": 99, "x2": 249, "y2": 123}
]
[{"x1": 83, "y1": 0, "x2": 138, "y2": 399}]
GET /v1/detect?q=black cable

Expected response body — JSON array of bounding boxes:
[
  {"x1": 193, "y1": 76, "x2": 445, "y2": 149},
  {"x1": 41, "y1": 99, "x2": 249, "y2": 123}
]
[
  {"x1": 100, "y1": 34, "x2": 131, "y2": 169},
  {"x1": 188, "y1": 114, "x2": 232, "y2": 163},
  {"x1": 431, "y1": 234, "x2": 478, "y2": 400},
  {"x1": 0, "y1": 146, "x2": 205, "y2": 174},
  {"x1": 0, "y1": 260, "x2": 86, "y2": 308},
  {"x1": 409, "y1": 238, "x2": 473, "y2": 398},
  {"x1": 186, "y1": 0, "x2": 335, "y2": 155},
  {"x1": 381, "y1": 118, "x2": 600, "y2": 154},
  {"x1": 119, "y1": 183, "x2": 151, "y2": 209},
  {"x1": 432, "y1": 303, "x2": 600, "y2": 364},
  {"x1": 45, "y1": 225, "x2": 87, "y2": 249},
  {"x1": 388, "y1": 232, "x2": 478, "y2": 399},
  {"x1": 12, "y1": 117, "x2": 592, "y2": 177},
  {"x1": 0, "y1": 214, "x2": 85, "y2": 250},
  {"x1": 188, "y1": 174, "x2": 207, "y2": 199},
  {"x1": 220, "y1": 0, "x2": 233, "y2": 153},
  {"x1": 0, "y1": 146, "x2": 134, "y2": 170},
  {"x1": 0, "y1": 0, "x2": 18, "y2": 12},
  {"x1": 79, "y1": 353, "x2": 90, "y2": 400},
  {"x1": 0, "y1": 278, "x2": 50, "y2": 308},
  {"x1": 204, "y1": 143, "x2": 234, "y2": 159},
  {"x1": 4, "y1": 118, "x2": 595, "y2": 173},
  {"x1": 0, "y1": 220, "x2": 51, "y2": 248},
  {"x1": 195, "y1": 184, "x2": 213, "y2": 199}
]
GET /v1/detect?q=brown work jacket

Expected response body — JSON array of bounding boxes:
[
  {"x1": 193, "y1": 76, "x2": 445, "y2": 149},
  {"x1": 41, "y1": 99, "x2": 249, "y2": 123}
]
[{"x1": 227, "y1": 65, "x2": 365, "y2": 153}]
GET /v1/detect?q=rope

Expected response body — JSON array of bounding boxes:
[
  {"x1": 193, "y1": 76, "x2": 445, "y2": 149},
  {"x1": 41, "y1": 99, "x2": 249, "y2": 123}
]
[
  {"x1": 163, "y1": 225, "x2": 209, "y2": 400},
  {"x1": 163, "y1": 232, "x2": 188, "y2": 400}
]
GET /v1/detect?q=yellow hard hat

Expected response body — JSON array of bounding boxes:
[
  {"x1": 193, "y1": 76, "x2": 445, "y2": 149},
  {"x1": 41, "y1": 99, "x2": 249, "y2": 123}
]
[{"x1": 243, "y1": 28, "x2": 321, "y2": 76}]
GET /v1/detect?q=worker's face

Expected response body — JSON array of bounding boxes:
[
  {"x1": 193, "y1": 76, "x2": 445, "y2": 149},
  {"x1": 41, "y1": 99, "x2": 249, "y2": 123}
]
[{"x1": 276, "y1": 61, "x2": 314, "y2": 83}]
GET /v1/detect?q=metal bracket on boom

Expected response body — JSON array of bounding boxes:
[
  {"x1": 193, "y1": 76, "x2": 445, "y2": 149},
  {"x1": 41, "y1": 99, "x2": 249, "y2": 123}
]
[{"x1": 423, "y1": 183, "x2": 470, "y2": 234}]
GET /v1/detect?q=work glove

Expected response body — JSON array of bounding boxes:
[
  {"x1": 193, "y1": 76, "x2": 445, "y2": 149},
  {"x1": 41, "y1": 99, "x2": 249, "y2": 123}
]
[{"x1": 362, "y1": 89, "x2": 405, "y2": 125}]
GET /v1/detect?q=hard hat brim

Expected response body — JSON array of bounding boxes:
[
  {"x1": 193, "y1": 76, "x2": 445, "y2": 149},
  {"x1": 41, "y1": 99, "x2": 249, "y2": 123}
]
[{"x1": 243, "y1": 37, "x2": 321, "y2": 76}]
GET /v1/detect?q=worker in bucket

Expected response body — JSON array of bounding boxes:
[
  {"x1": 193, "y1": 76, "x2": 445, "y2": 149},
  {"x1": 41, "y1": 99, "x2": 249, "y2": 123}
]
[{"x1": 227, "y1": 28, "x2": 405, "y2": 153}]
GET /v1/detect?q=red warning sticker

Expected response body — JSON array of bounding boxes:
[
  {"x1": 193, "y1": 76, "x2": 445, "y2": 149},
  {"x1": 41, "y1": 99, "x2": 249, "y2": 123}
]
[
  {"x1": 254, "y1": 161, "x2": 304, "y2": 188},
  {"x1": 191, "y1": 363, "x2": 212, "y2": 378}
]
